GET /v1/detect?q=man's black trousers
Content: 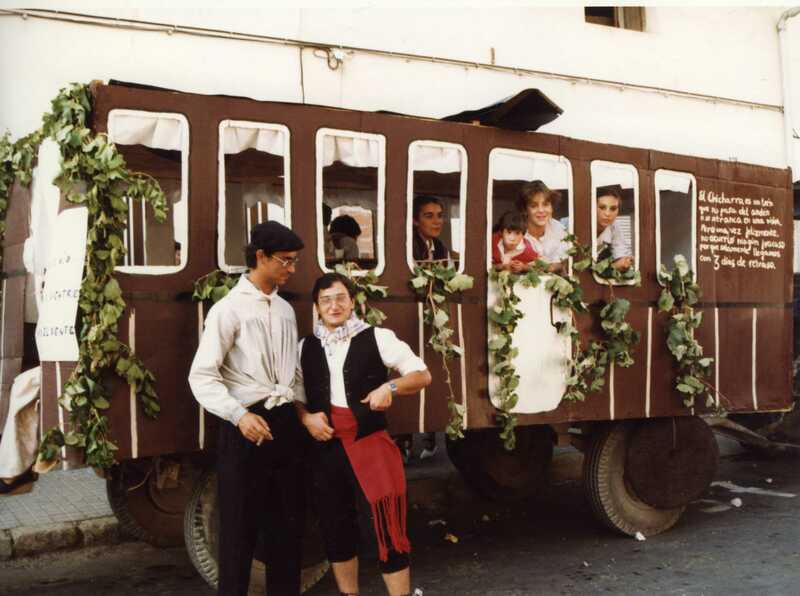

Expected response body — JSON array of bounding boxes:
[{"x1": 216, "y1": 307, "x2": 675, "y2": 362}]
[{"x1": 216, "y1": 402, "x2": 306, "y2": 596}]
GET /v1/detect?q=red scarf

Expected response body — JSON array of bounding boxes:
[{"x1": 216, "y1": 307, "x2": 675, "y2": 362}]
[{"x1": 330, "y1": 405, "x2": 410, "y2": 561}]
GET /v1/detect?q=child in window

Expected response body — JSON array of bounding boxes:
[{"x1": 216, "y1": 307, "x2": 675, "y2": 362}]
[{"x1": 492, "y1": 211, "x2": 539, "y2": 273}]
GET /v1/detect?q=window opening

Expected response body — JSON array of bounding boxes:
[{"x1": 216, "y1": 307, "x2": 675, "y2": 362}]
[
  {"x1": 487, "y1": 149, "x2": 573, "y2": 273},
  {"x1": 218, "y1": 121, "x2": 290, "y2": 272},
  {"x1": 584, "y1": 7, "x2": 645, "y2": 31},
  {"x1": 108, "y1": 110, "x2": 189, "y2": 274},
  {"x1": 316, "y1": 129, "x2": 386, "y2": 275},
  {"x1": 655, "y1": 169, "x2": 697, "y2": 278},
  {"x1": 590, "y1": 160, "x2": 639, "y2": 284},
  {"x1": 407, "y1": 141, "x2": 467, "y2": 273}
]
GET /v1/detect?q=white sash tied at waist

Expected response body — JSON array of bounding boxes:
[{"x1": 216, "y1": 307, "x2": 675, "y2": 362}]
[{"x1": 263, "y1": 384, "x2": 294, "y2": 410}]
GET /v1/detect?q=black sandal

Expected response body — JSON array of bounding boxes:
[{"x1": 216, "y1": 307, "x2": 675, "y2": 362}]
[{"x1": 0, "y1": 468, "x2": 37, "y2": 496}]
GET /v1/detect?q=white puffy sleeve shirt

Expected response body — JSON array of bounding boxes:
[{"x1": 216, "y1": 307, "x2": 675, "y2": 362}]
[{"x1": 189, "y1": 277, "x2": 305, "y2": 426}]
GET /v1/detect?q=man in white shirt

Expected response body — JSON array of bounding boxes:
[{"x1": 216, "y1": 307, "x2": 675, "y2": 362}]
[
  {"x1": 189, "y1": 221, "x2": 305, "y2": 596},
  {"x1": 295, "y1": 273, "x2": 431, "y2": 596}
]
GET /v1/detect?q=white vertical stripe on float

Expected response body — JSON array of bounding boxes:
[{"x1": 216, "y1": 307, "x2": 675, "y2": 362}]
[
  {"x1": 645, "y1": 307, "x2": 652, "y2": 418},
  {"x1": 140, "y1": 199, "x2": 148, "y2": 266},
  {"x1": 56, "y1": 362, "x2": 66, "y2": 467},
  {"x1": 257, "y1": 201, "x2": 264, "y2": 224},
  {"x1": 418, "y1": 302, "x2": 425, "y2": 433},
  {"x1": 752, "y1": 308, "x2": 758, "y2": 410},
  {"x1": 197, "y1": 301, "x2": 205, "y2": 449},
  {"x1": 457, "y1": 303, "x2": 468, "y2": 430},
  {"x1": 0, "y1": 279, "x2": 6, "y2": 396},
  {"x1": 129, "y1": 309, "x2": 139, "y2": 458},
  {"x1": 39, "y1": 362, "x2": 45, "y2": 441},
  {"x1": 714, "y1": 307, "x2": 720, "y2": 407},
  {"x1": 609, "y1": 362, "x2": 615, "y2": 420}
]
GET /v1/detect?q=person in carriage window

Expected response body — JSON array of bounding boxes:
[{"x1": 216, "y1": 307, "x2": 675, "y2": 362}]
[
  {"x1": 295, "y1": 272, "x2": 432, "y2": 596},
  {"x1": 516, "y1": 180, "x2": 570, "y2": 273},
  {"x1": 408, "y1": 195, "x2": 450, "y2": 461},
  {"x1": 491, "y1": 210, "x2": 539, "y2": 273},
  {"x1": 595, "y1": 186, "x2": 633, "y2": 271},
  {"x1": 329, "y1": 214, "x2": 362, "y2": 262}
]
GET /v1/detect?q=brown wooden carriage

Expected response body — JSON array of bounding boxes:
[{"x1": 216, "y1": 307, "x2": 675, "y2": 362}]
[{"x1": 5, "y1": 81, "x2": 794, "y2": 592}]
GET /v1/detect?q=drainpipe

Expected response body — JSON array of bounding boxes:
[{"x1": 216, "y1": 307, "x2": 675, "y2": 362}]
[{"x1": 778, "y1": 8, "x2": 800, "y2": 182}]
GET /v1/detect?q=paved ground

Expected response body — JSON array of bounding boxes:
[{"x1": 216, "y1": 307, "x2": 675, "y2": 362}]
[
  {"x1": 0, "y1": 468, "x2": 111, "y2": 531},
  {"x1": 1, "y1": 436, "x2": 798, "y2": 595}
]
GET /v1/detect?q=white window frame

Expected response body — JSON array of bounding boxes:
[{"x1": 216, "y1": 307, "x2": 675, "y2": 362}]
[
  {"x1": 316, "y1": 128, "x2": 386, "y2": 276},
  {"x1": 405, "y1": 140, "x2": 468, "y2": 273},
  {"x1": 109, "y1": 109, "x2": 189, "y2": 275},
  {"x1": 217, "y1": 120, "x2": 291, "y2": 274},
  {"x1": 590, "y1": 160, "x2": 640, "y2": 286},
  {"x1": 485, "y1": 147, "x2": 574, "y2": 274},
  {"x1": 654, "y1": 169, "x2": 698, "y2": 282}
]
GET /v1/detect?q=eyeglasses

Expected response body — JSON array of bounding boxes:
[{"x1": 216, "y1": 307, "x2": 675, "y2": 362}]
[
  {"x1": 318, "y1": 293, "x2": 351, "y2": 308},
  {"x1": 271, "y1": 254, "x2": 300, "y2": 268}
]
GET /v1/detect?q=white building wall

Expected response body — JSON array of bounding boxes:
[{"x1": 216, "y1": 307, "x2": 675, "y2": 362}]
[{"x1": 0, "y1": 2, "x2": 796, "y2": 172}]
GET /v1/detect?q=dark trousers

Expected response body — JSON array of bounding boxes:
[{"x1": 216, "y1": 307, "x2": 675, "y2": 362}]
[
  {"x1": 217, "y1": 403, "x2": 306, "y2": 596},
  {"x1": 310, "y1": 438, "x2": 409, "y2": 574}
]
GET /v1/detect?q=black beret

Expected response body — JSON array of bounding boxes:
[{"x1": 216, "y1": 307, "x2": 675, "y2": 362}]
[{"x1": 249, "y1": 221, "x2": 304, "y2": 254}]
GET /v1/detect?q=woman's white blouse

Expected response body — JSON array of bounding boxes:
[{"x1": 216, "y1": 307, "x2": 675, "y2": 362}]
[
  {"x1": 525, "y1": 218, "x2": 570, "y2": 264},
  {"x1": 297, "y1": 327, "x2": 427, "y2": 407}
]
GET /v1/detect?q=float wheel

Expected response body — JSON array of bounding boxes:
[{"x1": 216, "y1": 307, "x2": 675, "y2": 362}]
[
  {"x1": 446, "y1": 425, "x2": 554, "y2": 500},
  {"x1": 107, "y1": 458, "x2": 200, "y2": 547},
  {"x1": 583, "y1": 418, "x2": 717, "y2": 537}
]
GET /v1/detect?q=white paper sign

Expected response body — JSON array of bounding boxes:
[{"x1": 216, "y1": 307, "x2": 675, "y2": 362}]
[{"x1": 35, "y1": 208, "x2": 89, "y2": 361}]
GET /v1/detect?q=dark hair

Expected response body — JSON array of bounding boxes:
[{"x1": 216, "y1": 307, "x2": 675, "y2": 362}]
[
  {"x1": 596, "y1": 185, "x2": 623, "y2": 202},
  {"x1": 244, "y1": 221, "x2": 304, "y2": 268},
  {"x1": 516, "y1": 180, "x2": 561, "y2": 212},
  {"x1": 413, "y1": 195, "x2": 444, "y2": 221},
  {"x1": 322, "y1": 203, "x2": 332, "y2": 227},
  {"x1": 329, "y1": 214, "x2": 361, "y2": 238},
  {"x1": 497, "y1": 210, "x2": 527, "y2": 233},
  {"x1": 312, "y1": 272, "x2": 356, "y2": 304}
]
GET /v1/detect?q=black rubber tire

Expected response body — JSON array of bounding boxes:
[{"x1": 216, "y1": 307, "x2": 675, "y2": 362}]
[
  {"x1": 583, "y1": 423, "x2": 684, "y2": 537},
  {"x1": 184, "y1": 469, "x2": 329, "y2": 595},
  {"x1": 107, "y1": 460, "x2": 195, "y2": 548},
  {"x1": 446, "y1": 425, "x2": 554, "y2": 501}
]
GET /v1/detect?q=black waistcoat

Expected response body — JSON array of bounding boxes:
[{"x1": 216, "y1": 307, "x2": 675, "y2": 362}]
[{"x1": 300, "y1": 327, "x2": 388, "y2": 440}]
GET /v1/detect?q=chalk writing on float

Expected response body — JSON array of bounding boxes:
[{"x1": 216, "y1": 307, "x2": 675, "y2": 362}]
[
  {"x1": 36, "y1": 325, "x2": 77, "y2": 338},
  {"x1": 697, "y1": 191, "x2": 785, "y2": 271}
]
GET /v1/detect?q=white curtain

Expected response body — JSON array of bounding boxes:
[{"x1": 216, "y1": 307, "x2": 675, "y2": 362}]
[
  {"x1": 411, "y1": 145, "x2": 461, "y2": 173},
  {"x1": 222, "y1": 125, "x2": 285, "y2": 156},
  {"x1": 592, "y1": 165, "x2": 635, "y2": 191},
  {"x1": 108, "y1": 112, "x2": 184, "y2": 151},
  {"x1": 323, "y1": 188, "x2": 378, "y2": 210},
  {"x1": 322, "y1": 135, "x2": 379, "y2": 168},
  {"x1": 656, "y1": 171, "x2": 692, "y2": 194},
  {"x1": 492, "y1": 153, "x2": 570, "y2": 188}
]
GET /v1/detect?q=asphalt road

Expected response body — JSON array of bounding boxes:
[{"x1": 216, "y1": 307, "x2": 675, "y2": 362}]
[{"x1": 1, "y1": 441, "x2": 798, "y2": 596}]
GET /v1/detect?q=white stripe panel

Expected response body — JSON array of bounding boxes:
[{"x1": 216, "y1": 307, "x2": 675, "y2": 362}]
[
  {"x1": 39, "y1": 362, "x2": 45, "y2": 442},
  {"x1": 418, "y1": 302, "x2": 425, "y2": 433},
  {"x1": 457, "y1": 303, "x2": 468, "y2": 430},
  {"x1": 645, "y1": 307, "x2": 652, "y2": 418},
  {"x1": 129, "y1": 309, "x2": 139, "y2": 458},
  {"x1": 140, "y1": 198, "x2": 148, "y2": 267},
  {"x1": 56, "y1": 362, "x2": 66, "y2": 467},
  {"x1": 0, "y1": 279, "x2": 6, "y2": 396},
  {"x1": 714, "y1": 308, "x2": 720, "y2": 407},
  {"x1": 609, "y1": 362, "x2": 615, "y2": 420},
  {"x1": 197, "y1": 302, "x2": 205, "y2": 449},
  {"x1": 752, "y1": 308, "x2": 758, "y2": 410}
]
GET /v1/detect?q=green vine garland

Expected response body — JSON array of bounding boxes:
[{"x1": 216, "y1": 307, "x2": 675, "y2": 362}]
[
  {"x1": 488, "y1": 236, "x2": 641, "y2": 449},
  {"x1": 334, "y1": 262, "x2": 388, "y2": 325},
  {"x1": 410, "y1": 262, "x2": 474, "y2": 440},
  {"x1": 657, "y1": 254, "x2": 716, "y2": 409},
  {"x1": 0, "y1": 83, "x2": 167, "y2": 469}
]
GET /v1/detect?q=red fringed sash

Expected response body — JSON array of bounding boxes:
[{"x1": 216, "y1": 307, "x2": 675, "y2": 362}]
[{"x1": 330, "y1": 405, "x2": 410, "y2": 561}]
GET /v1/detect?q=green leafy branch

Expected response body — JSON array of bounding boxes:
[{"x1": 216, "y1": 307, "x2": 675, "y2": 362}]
[
  {"x1": 0, "y1": 83, "x2": 170, "y2": 469},
  {"x1": 193, "y1": 270, "x2": 240, "y2": 304},
  {"x1": 410, "y1": 262, "x2": 474, "y2": 441},
  {"x1": 657, "y1": 254, "x2": 718, "y2": 409},
  {"x1": 335, "y1": 262, "x2": 388, "y2": 326}
]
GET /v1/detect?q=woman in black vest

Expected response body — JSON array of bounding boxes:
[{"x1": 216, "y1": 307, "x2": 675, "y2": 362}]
[{"x1": 295, "y1": 273, "x2": 431, "y2": 596}]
